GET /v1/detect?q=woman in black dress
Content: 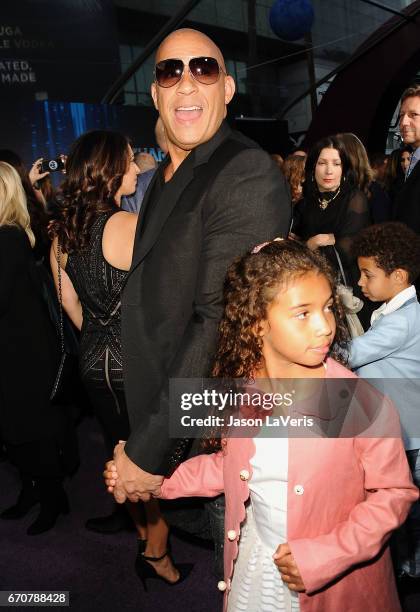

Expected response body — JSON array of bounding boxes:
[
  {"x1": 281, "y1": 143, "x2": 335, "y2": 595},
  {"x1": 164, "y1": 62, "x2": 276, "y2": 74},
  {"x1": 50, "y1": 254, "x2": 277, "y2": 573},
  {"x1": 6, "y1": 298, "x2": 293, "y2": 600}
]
[
  {"x1": 336, "y1": 133, "x2": 392, "y2": 225},
  {"x1": 0, "y1": 161, "x2": 71, "y2": 535},
  {"x1": 385, "y1": 146, "x2": 412, "y2": 207},
  {"x1": 49, "y1": 130, "x2": 186, "y2": 586},
  {"x1": 292, "y1": 136, "x2": 371, "y2": 325}
]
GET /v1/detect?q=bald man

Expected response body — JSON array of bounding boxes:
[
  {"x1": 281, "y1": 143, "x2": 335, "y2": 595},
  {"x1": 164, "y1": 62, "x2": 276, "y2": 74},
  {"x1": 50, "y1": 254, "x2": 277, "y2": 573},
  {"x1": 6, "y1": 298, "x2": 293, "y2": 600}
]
[{"x1": 114, "y1": 28, "x2": 291, "y2": 499}]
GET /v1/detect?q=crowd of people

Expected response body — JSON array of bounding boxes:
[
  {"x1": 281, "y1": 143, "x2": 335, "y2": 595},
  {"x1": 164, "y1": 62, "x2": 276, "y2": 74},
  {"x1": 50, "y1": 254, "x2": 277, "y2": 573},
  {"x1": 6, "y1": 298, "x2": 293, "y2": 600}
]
[{"x1": 1, "y1": 26, "x2": 420, "y2": 612}]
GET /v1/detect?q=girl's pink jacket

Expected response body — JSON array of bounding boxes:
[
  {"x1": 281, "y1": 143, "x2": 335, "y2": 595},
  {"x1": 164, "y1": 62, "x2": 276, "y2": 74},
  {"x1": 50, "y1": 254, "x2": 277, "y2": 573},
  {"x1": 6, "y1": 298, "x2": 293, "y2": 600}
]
[{"x1": 160, "y1": 359, "x2": 418, "y2": 612}]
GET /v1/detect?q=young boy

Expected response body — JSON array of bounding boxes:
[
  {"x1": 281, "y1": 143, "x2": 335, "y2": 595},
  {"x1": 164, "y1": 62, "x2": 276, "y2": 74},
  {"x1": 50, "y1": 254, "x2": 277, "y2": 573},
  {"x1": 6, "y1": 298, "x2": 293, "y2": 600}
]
[{"x1": 349, "y1": 221, "x2": 420, "y2": 579}]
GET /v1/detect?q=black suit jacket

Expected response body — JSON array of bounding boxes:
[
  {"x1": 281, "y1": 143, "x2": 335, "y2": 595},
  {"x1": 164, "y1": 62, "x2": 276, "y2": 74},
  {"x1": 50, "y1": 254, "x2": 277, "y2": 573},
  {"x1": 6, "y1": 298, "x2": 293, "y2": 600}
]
[
  {"x1": 394, "y1": 160, "x2": 420, "y2": 233},
  {"x1": 121, "y1": 121, "x2": 291, "y2": 475}
]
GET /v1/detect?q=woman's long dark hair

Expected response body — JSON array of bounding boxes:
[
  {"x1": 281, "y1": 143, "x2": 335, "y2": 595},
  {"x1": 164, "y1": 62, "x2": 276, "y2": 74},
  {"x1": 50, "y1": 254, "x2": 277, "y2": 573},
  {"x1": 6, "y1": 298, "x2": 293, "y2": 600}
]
[
  {"x1": 385, "y1": 146, "x2": 411, "y2": 192},
  {"x1": 49, "y1": 130, "x2": 130, "y2": 253},
  {"x1": 335, "y1": 132, "x2": 373, "y2": 195},
  {"x1": 303, "y1": 135, "x2": 355, "y2": 201}
]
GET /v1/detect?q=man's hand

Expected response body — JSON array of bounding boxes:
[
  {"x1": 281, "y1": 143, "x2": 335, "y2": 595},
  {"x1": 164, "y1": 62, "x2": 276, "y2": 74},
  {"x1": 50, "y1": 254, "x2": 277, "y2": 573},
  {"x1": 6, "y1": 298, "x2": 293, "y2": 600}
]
[
  {"x1": 109, "y1": 441, "x2": 163, "y2": 503},
  {"x1": 273, "y1": 543, "x2": 305, "y2": 592}
]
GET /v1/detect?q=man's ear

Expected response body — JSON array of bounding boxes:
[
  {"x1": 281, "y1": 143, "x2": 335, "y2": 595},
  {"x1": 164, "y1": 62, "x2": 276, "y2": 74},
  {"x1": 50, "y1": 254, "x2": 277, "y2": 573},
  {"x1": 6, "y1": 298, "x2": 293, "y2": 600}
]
[
  {"x1": 224, "y1": 75, "x2": 235, "y2": 105},
  {"x1": 392, "y1": 268, "x2": 409, "y2": 286},
  {"x1": 151, "y1": 82, "x2": 159, "y2": 111}
]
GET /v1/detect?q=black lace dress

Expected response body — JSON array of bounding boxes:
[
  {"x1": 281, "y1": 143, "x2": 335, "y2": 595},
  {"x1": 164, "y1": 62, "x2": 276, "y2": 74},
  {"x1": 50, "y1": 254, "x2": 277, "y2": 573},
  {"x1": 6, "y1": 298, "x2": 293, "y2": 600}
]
[{"x1": 65, "y1": 212, "x2": 130, "y2": 452}]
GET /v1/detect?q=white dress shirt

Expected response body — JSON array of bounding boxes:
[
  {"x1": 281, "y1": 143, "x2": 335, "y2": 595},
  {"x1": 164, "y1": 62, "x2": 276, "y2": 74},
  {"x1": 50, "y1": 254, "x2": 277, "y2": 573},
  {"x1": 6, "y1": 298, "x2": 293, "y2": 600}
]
[{"x1": 370, "y1": 285, "x2": 417, "y2": 325}]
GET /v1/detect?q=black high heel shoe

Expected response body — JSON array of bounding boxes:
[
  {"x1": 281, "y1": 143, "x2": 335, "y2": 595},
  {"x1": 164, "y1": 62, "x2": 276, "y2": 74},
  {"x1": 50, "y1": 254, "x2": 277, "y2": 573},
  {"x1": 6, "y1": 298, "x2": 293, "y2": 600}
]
[
  {"x1": 26, "y1": 488, "x2": 69, "y2": 536},
  {"x1": 1, "y1": 479, "x2": 39, "y2": 520},
  {"x1": 135, "y1": 551, "x2": 193, "y2": 591}
]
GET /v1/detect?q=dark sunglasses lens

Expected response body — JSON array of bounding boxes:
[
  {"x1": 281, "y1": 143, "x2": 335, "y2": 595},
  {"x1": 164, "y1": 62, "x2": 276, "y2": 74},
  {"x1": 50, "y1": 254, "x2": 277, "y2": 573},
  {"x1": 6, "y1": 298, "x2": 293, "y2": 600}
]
[
  {"x1": 155, "y1": 59, "x2": 184, "y2": 87},
  {"x1": 189, "y1": 57, "x2": 220, "y2": 84}
]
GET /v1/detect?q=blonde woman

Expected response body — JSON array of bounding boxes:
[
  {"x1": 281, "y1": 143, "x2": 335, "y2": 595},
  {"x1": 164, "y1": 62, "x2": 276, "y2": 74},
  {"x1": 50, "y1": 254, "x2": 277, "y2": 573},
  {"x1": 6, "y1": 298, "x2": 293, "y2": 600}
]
[{"x1": 0, "y1": 161, "x2": 69, "y2": 535}]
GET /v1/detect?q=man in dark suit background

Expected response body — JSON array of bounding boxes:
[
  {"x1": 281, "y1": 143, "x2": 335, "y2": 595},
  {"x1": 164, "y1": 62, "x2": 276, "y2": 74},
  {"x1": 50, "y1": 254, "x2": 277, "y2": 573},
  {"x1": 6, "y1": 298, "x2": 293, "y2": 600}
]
[
  {"x1": 106, "y1": 29, "x2": 291, "y2": 567},
  {"x1": 394, "y1": 85, "x2": 420, "y2": 234}
]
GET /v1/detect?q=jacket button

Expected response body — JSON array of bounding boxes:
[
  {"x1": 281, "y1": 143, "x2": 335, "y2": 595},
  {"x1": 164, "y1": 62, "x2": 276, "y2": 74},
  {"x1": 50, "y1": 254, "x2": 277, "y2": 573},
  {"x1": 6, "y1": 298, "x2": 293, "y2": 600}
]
[
  {"x1": 239, "y1": 469, "x2": 250, "y2": 481},
  {"x1": 217, "y1": 580, "x2": 227, "y2": 591},
  {"x1": 227, "y1": 529, "x2": 237, "y2": 541},
  {"x1": 294, "y1": 484, "x2": 304, "y2": 495}
]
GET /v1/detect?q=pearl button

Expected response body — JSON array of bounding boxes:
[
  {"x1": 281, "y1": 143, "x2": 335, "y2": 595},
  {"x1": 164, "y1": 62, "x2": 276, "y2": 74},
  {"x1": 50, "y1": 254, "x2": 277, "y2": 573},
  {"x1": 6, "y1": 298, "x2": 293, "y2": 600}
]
[
  {"x1": 294, "y1": 484, "x2": 304, "y2": 495},
  {"x1": 227, "y1": 529, "x2": 237, "y2": 541},
  {"x1": 217, "y1": 580, "x2": 227, "y2": 591},
  {"x1": 239, "y1": 469, "x2": 250, "y2": 481}
]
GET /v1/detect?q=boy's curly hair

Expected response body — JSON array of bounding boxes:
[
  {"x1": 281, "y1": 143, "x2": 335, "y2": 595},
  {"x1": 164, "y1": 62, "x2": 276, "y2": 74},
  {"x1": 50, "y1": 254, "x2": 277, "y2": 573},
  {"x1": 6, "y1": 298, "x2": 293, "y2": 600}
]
[
  {"x1": 212, "y1": 239, "x2": 349, "y2": 381},
  {"x1": 351, "y1": 222, "x2": 420, "y2": 284}
]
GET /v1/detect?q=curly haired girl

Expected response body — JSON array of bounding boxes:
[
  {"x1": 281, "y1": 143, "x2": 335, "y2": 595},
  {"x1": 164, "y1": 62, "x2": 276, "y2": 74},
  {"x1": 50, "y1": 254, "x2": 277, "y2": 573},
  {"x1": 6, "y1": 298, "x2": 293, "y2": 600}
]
[{"x1": 106, "y1": 239, "x2": 417, "y2": 612}]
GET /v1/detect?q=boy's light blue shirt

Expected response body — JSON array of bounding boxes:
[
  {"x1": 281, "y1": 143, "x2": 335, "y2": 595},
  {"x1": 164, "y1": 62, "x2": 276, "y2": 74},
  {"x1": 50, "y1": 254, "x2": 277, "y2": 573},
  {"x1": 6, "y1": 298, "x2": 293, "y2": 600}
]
[{"x1": 349, "y1": 286, "x2": 420, "y2": 450}]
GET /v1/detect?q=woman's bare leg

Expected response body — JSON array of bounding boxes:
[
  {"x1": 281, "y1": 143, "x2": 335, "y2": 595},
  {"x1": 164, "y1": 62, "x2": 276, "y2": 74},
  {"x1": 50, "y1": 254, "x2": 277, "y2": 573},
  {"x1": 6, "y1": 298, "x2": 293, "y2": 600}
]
[
  {"x1": 142, "y1": 499, "x2": 179, "y2": 582},
  {"x1": 125, "y1": 501, "x2": 147, "y2": 540}
]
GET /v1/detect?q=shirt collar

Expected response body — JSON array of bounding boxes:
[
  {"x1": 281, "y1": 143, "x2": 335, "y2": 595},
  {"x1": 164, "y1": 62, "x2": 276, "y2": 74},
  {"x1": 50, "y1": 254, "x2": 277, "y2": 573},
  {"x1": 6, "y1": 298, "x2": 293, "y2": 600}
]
[
  {"x1": 412, "y1": 146, "x2": 420, "y2": 159},
  {"x1": 193, "y1": 120, "x2": 231, "y2": 166},
  {"x1": 370, "y1": 285, "x2": 416, "y2": 325},
  {"x1": 406, "y1": 146, "x2": 420, "y2": 179}
]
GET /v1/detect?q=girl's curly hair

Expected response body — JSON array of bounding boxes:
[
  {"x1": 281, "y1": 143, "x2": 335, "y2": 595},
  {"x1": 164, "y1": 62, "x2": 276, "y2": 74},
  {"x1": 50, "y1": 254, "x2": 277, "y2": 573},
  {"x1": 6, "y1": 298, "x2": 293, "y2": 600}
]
[
  {"x1": 48, "y1": 130, "x2": 130, "y2": 253},
  {"x1": 204, "y1": 240, "x2": 349, "y2": 451},
  {"x1": 212, "y1": 239, "x2": 349, "y2": 381}
]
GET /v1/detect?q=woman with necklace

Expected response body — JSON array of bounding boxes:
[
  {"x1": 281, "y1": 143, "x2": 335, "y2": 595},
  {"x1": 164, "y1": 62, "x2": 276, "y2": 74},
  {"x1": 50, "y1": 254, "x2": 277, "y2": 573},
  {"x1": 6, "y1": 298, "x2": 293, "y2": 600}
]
[{"x1": 291, "y1": 135, "x2": 370, "y2": 323}]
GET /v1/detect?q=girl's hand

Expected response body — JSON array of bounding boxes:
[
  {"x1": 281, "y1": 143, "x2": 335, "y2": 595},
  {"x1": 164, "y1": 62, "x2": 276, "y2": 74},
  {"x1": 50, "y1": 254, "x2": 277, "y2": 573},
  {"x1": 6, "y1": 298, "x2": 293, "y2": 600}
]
[
  {"x1": 306, "y1": 233, "x2": 335, "y2": 251},
  {"x1": 273, "y1": 543, "x2": 306, "y2": 592},
  {"x1": 104, "y1": 459, "x2": 119, "y2": 493},
  {"x1": 29, "y1": 158, "x2": 50, "y2": 185}
]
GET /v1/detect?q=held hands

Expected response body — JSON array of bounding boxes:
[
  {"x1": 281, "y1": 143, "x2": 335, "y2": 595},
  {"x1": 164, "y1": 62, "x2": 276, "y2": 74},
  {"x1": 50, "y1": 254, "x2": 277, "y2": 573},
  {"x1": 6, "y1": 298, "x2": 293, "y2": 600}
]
[
  {"x1": 306, "y1": 233, "x2": 335, "y2": 251},
  {"x1": 273, "y1": 543, "x2": 305, "y2": 592},
  {"x1": 103, "y1": 441, "x2": 163, "y2": 503}
]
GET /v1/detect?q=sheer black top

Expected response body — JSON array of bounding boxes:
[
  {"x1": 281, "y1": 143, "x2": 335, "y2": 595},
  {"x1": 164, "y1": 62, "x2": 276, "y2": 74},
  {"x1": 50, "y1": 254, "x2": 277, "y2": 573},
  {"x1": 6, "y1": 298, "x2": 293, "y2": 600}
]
[{"x1": 292, "y1": 187, "x2": 370, "y2": 289}]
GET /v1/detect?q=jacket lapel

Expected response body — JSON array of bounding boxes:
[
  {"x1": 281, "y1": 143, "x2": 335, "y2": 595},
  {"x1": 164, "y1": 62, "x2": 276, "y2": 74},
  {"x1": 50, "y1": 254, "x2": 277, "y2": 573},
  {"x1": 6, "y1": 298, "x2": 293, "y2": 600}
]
[
  {"x1": 129, "y1": 121, "x2": 232, "y2": 274},
  {"x1": 130, "y1": 153, "x2": 195, "y2": 272}
]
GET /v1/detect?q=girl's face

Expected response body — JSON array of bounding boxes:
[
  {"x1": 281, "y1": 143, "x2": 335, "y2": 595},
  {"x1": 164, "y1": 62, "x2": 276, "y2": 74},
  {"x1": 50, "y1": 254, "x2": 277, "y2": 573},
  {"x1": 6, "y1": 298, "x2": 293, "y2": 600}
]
[
  {"x1": 259, "y1": 272, "x2": 336, "y2": 376},
  {"x1": 115, "y1": 146, "x2": 140, "y2": 205},
  {"x1": 401, "y1": 150, "x2": 411, "y2": 174},
  {"x1": 314, "y1": 147, "x2": 342, "y2": 192}
]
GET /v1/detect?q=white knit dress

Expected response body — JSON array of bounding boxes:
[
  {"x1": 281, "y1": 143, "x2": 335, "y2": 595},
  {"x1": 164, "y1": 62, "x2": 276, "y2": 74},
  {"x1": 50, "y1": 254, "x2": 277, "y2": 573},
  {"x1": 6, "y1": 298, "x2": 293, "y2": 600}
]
[{"x1": 227, "y1": 435, "x2": 301, "y2": 612}]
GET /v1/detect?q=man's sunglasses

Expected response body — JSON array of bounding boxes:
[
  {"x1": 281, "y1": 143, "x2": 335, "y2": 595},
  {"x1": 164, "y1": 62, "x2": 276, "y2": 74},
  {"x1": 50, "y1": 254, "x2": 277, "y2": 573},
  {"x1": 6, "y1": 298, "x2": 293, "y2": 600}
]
[{"x1": 154, "y1": 56, "x2": 225, "y2": 88}]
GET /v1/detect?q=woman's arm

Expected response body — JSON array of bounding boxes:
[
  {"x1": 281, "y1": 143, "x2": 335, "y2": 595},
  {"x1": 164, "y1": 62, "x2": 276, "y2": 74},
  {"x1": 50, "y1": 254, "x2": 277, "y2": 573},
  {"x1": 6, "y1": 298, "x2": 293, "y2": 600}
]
[
  {"x1": 50, "y1": 237, "x2": 83, "y2": 330},
  {"x1": 306, "y1": 233, "x2": 335, "y2": 250},
  {"x1": 335, "y1": 190, "x2": 370, "y2": 264},
  {"x1": 102, "y1": 211, "x2": 138, "y2": 271}
]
